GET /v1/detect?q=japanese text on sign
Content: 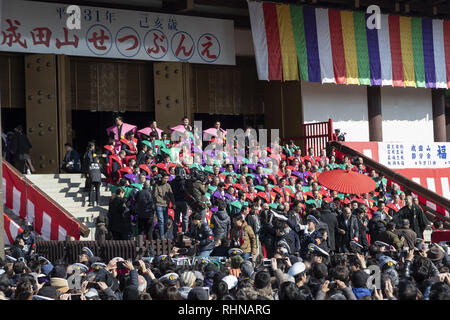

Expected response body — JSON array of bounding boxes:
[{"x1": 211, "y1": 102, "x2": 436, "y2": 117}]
[
  {"x1": 380, "y1": 142, "x2": 450, "y2": 169},
  {"x1": 0, "y1": 0, "x2": 235, "y2": 65}
]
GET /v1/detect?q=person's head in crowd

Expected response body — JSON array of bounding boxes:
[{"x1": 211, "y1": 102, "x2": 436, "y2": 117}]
[{"x1": 433, "y1": 220, "x2": 444, "y2": 230}]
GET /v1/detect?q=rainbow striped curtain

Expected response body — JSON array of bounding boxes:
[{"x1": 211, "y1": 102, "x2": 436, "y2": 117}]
[{"x1": 248, "y1": 1, "x2": 450, "y2": 89}]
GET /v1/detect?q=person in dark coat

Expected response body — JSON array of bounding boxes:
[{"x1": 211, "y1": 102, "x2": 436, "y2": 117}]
[
  {"x1": 107, "y1": 188, "x2": 132, "y2": 240},
  {"x1": 169, "y1": 167, "x2": 189, "y2": 237},
  {"x1": 286, "y1": 200, "x2": 303, "y2": 234},
  {"x1": 394, "y1": 219, "x2": 417, "y2": 250},
  {"x1": 398, "y1": 196, "x2": 431, "y2": 238},
  {"x1": 376, "y1": 222, "x2": 404, "y2": 251},
  {"x1": 188, "y1": 212, "x2": 215, "y2": 257},
  {"x1": 354, "y1": 208, "x2": 369, "y2": 252},
  {"x1": 336, "y1": 207, "x2": 359, "y2": 253},
  {"x1": 15, "y1": 225, "x2": 35, "y2": 256},
  {"x1": 210, "y1": 199, "x2": 231, "y2": 245},
  {"x1": 135, "y1": 180, "x2": 155, "y2": 239},
  {"x1": 298, "y1": 215, "x2": 322, "y2": 259},
  {"x1": 10, "y1": 125, "x2": 34, "y2": 173},
  {"x1": 11, "y1": 238, "x2": 29, "y2": 260},
  {"x1": 88, "y1": 157, "x2": 102, "y2": 206},
  {"x1": 61, "y1": 143, "x2": 81, "y2": 173},
  {"x1": 368, "y1": 211, "x2": 387, "y2": 244},
  {"x1": 319, "y1": 202, "x2": 339, "y2": 252},
  {"x1": 82, "y1": 141, "x2": 96, "y2": 191},
  {"x1": 136, "y1": 143, "x2": 148, "y2": 165}
]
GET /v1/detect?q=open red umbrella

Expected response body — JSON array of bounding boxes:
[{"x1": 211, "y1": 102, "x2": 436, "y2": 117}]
[{"x1": 318, "y1": 170, "x2": 376, "y2": 195}]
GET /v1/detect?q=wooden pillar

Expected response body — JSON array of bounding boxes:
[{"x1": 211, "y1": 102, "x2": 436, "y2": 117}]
[
  {"x1": 57, "y1": 55, "x2": 73, "y2": 170},
  {"x1": 25, "y1": 54, "x2": 59, "y2": 173},
  {"x1": 367, "y1": 86, "x2": 383, "y2": 141},
  {"x1": 263, "y1": 81, "x2": 283, "y2": 143},
  {"x1": 432, "y1": 89, "x2": 447, "y2": 142},
  {"x1": 153, "y1": 62, "x2": 192, "y2": 133}
]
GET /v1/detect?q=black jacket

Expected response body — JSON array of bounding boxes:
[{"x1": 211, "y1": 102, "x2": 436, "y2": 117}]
[
  {"x1": 246, "y1": 212, "x2": 261, "y2": 236},
  {"x1": 82, "y1": 149, "x2": 95, "y2": 173},
  {"x1": 368, "y1": 214, "x2": 387, "y2": 242},
  {"x1": 337, "y1": 215, "x2": 359, "y2": 250},
  {"x1": 398, "y1": 204, "x2": 429, "y2": 238},
  {"x1": 356, "y1": 216, "x2": 369, "y2": 250},
  {"x1": 210, "y1": 210, "x2": 231, "y2": 242},
  {"x1": 319, "y1": 209, "x2": 339, "y2": 251},
  {"x1": 88, "y1": 162, "x2": 102, "y2": 183},
  {"x1": 169, "y1": 177, "x2": 186, "y2": 202},
  {"x1": 189, "y1": 222, "x2": 215, "y2": 252},
  {"x1": 136, "y1": 150, "x2": 147, "y2": 165},
  {"x1": 286, "y1": 210, "x2": 302, "y2": 234},
  {"x1": 107, "y1": 197, "x2": 131, "y2": 235},
  {"x1": 10, "y1": 132, "x2": 32, "y2": 156},
  {"x1": 63, "y1": 149, "x2": 81, "y2": 169},
  {"x1": 135, "y1": 188, "x2": 154, "y2": 219}
]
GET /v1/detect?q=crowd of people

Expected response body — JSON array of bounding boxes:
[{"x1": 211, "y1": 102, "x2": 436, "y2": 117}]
[{"x1": 1, "y1": 115, "x2": 449, "y2": 300}]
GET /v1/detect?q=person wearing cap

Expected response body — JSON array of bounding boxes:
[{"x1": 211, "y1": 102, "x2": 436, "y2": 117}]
[
  {"x1": 298, "y1": 215, "x2": 322, "y2": 259},
  {"x1": 187, "y1": 211, "x2": 214, "y2": 257},
  {"x1": 230, "y1": 211, "x2": 257, "y2": 261},
  {"x1": 394, "y1": 219, "x2": 417, "y2": 250},
  {"x1": 376, "y1": 222, "x2": 404, "y2": 251},
  {"x1": 336, "y1": 207, "x2": 359, "y2": 253},
  {"x1": 159, "y1": 272, "x2": 180, "y2": 287}
]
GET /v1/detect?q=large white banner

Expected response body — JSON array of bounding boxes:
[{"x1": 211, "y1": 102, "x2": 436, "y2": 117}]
[
  {"x1": 0, "y1": 0, "x2": 235, "y2": 65},
  {"x1": 378, "y1": 142, "x2": 450, "y2": 169}
]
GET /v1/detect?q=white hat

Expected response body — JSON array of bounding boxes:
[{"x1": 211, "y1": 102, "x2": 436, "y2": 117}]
[
  {"x1": 221, "y1": 275, "x2": 238, "y2": 290},
  {"x1": 85, "y1": 288, "x2": 99, "y2": 299},
  {"x1": 287, "y1": 262, "x2": 306, "y2": 277}
]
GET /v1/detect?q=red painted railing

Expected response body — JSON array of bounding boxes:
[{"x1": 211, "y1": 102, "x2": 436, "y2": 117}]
[
  {"x1": 281, "y1": 118, "x2": 335, "y2": 156},
  {"x1": 2, "y1": 160, "x2": 89, "y2": 240}
]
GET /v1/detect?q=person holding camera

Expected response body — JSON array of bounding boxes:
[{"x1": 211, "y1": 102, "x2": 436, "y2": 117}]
[
  {"x1": 152, "y1": 172, "x2": 176, "y2": 240},
  {"x1": 230, "y1": 211, "x2": 257, "y2": 261},
  {"x1": 187, "y1": 212, "x2": 215, "y2": 257},
  {"x1": 187, "y1": 170, "x2": 209, "y2": 223}
]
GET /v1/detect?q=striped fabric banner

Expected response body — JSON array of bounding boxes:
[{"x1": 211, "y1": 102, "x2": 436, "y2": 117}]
[{"x1": 247, "y1": 1, "x2": 450, "y2": 88}]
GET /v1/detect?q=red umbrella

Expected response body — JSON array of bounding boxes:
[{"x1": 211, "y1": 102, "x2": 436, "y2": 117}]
[{"x1": 318, "y1": 170, "x2": 376, "y2": 195}]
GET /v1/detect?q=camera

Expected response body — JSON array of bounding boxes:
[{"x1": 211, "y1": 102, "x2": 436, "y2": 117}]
[{"x1": 263, "y1": 258, "x2": 272, "y2": 267}]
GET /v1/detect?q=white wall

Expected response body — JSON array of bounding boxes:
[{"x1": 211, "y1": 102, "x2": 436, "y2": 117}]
[
  {"x1": 301, "y1": 82, "x2": 370, "y2": 141},
  {"x1": 380, "y1": 87, "x2": 433, "y2": 142}
]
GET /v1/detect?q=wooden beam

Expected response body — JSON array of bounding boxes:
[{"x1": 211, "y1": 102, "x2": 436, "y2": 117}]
[{"x1": 162, "y1": 0, "x2": 194, "y2": 12}]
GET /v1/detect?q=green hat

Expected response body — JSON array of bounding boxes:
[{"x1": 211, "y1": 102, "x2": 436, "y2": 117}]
[
  {"x1": 205, "y1": 192, "x2": 211, "y2": 199},
  {"x1": 189, "y1": 163, "x2": 203, "y2": 171},
  {"x1": 124, "y1": 187, "x2": 134, "y2": 198},
  {"x1": 110, "y1": 185, "x2": 119, "y2": 194},
  {"x1": 246, "y1": 173, "x2": 255, "y2": 179},
  {"x1": 241, "y1": 158, "x2": 250, "y2": 164},
  {"x1": 305, "y1": 199, "x2": 319, "y2": 207},
  {"x1": 230, "y1": 201, "x2": 243, "y2": 210},
  {"x1": 269, "y1": 203, "x2": 279, "y2": 209},
  {"x1": 302, "y1": 186, "x2": 312, "y2": 193},
  {"x1": 254, "y1": 185, "x2": 265, "y2": 191},
  {"x1": 208, "y1": 185, "x2": 217, "y2": 193},
  {"x1": 337, "y1": 193, "x2": 345, "y2": 200},
  {"x1": 154, "y1": 140, "x2": 166, "y2": 148},
  {"x1": 131, "y1": 183, "x2": 143, "y2": 190},
  {"x1": 204, "y1": 166, "x2": 214, "y2": 174},
  {"x1": 141, "y1": 140, "x2": 153, "y2": 148},
  {"x1": 161, "y1": 147, "x2": 180, "y2": 162},
  {"x1": 262, "y1": 168, "x2": 272, "y2": 174}
]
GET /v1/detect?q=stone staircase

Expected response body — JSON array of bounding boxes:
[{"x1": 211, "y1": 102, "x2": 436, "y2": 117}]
[{"x1": 25, "y1": 174, "x2": 110, "y2": 240}]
